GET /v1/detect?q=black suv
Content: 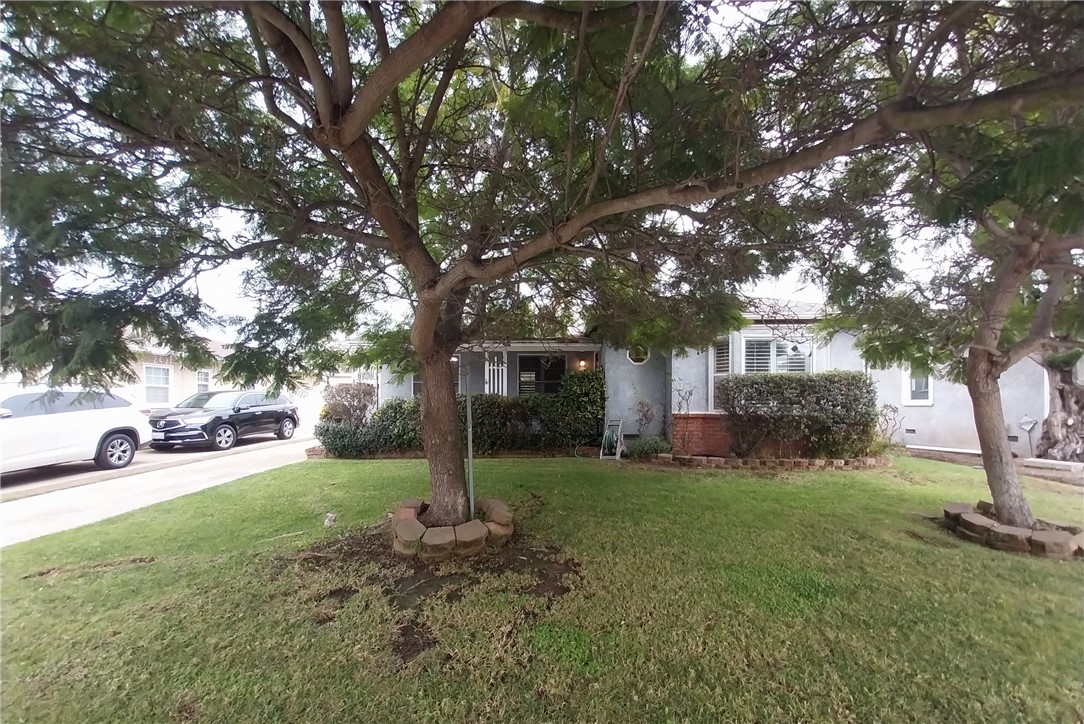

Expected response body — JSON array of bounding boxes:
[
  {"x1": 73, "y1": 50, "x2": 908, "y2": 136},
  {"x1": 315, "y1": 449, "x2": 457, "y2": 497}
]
[{"x1": 147, "y1": 390, "x2": 299, "y2": 451}]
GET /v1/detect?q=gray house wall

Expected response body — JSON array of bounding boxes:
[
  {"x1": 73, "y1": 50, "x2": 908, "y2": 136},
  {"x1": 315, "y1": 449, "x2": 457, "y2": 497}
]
[
  {"x1": 826, "y1": 332, "x2": 1046, "y2": 457},
  {"x1": 601, "y1": 345, "x2": 668, "y2": 437}
]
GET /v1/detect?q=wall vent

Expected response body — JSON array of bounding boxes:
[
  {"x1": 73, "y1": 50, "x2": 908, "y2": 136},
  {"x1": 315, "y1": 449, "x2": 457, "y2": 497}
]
[{"x1": 904, "y1": 428, "x2": 917, "y2": 435}]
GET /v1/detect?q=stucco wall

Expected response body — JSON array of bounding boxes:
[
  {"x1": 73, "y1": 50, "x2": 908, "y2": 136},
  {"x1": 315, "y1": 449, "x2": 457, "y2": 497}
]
[
  {"x1": 828, "y1": 332, "x2": 1047, "y2": 457},
  {"x1": 601, "y1": 345, "x2": 668, "y2": 437}
]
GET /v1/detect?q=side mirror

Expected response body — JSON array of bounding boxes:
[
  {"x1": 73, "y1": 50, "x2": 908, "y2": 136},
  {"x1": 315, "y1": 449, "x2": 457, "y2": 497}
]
[
  {"x1": 0, "y1": 408, "x2": 11, "y2": 419},
  {"x1": 235, "y1": 405, "x2": 249, "y2": 412}
]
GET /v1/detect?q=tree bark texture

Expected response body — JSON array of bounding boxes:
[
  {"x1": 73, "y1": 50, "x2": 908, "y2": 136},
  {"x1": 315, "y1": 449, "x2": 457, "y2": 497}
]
[
  {"x1": 417, "y1": 353, "x2": 469, "y2": 526},
  {"x1": 966, "y1": 350, "x2": 1036, "y2": 528},
  {"x1": 1037, "y1": 364, "x2": 1084, "y2": 462}
]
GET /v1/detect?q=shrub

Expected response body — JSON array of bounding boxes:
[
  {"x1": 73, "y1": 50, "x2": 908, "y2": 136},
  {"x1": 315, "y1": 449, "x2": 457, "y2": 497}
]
[
  {"x1": 319, "y1": 382, "x2": 377, "y2": 426},
  {"x1": 713, "y1": 372, "x2": 878, "y2": 458},
  {"x1": 315, "y1": 369, "x2": 606, "y2": 457},
  {"x1": 625, "y1": 436, "x2": 672, "y2": 459}
]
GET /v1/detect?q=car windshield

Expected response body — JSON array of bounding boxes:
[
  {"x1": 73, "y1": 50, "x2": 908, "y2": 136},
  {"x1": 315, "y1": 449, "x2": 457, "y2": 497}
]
[{"x1": 175, "y1": 392, "x2": 242, "y2": 409}]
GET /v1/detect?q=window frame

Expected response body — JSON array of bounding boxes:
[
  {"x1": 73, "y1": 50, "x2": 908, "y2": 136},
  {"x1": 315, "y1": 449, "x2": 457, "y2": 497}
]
[
  {"x1": 740, "y1": 336, "x2": 813, "y2": 375},
  {"x1": 626, "y1": 346, "x2": 651, "y2": 365},
  {"x1": 144, "y1": 364, "x2": 172, "y2": 404},
  {"x1": 902, "y1": 365, "x2": 934, "y2": 407},
  {"x1": 196, "y1": 369, "x2": 211, "y2": 393},
  {"x1": 517, "y1": 354, "x2": 566, "y2": 395}
]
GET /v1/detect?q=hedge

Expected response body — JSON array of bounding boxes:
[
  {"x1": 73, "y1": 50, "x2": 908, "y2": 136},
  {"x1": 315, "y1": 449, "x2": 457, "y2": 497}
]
[
  {"x1": 315, "y1": 369, "x2": 605, "y2": 457},
  {"x1": 713, "y1": 371, "x2": 878, "y2": 458}
]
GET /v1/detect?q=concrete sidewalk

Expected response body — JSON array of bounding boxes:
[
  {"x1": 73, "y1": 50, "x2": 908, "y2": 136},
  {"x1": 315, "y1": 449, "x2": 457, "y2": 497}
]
[{"x1": 1, "y1": 439, "x2": 312, "y2": 547}]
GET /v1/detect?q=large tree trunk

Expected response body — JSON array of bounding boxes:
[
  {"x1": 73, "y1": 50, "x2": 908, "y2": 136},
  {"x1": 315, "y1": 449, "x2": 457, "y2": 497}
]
[
  {"x1": 1036, "y1": 363, "x2": 1084, "y2": 462},
  {"x1": 966, "y1": 350, "x2": 1035, "y2": 528},
  {"x1": 418, "y1": 353, "x2": 469, "y2": 526}
]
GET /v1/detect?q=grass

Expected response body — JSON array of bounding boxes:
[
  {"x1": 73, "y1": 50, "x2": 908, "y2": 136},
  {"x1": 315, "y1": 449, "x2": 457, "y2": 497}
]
[{"x1": 2, "y1": 456, "x2": 1082, "y2": 723}]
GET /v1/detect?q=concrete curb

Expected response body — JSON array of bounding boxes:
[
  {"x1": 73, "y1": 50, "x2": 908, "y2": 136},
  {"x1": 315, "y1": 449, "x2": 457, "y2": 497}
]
[{"x1": 0, "y1": 435, "x2": 314, "y2": 503}]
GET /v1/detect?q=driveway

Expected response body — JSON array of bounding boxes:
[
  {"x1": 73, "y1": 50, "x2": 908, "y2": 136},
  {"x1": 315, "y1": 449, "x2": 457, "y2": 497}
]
[
  {"x1": 0, "y1": 435, "x2": 313, "y2": 502},
  {"x1": 1, "y1": 438, "x2": 312, "y2": 547}
]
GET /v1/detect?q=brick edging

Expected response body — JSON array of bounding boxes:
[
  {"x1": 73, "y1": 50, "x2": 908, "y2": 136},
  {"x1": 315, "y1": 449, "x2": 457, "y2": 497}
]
[{"x1": 650, "y1": 453, "x2": 893, "y2": 470}]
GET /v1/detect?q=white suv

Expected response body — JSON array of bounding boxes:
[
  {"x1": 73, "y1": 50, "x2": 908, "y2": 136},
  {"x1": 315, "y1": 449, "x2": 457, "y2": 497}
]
[{"x1": 0, "y1": 389, "x2": 153, "y2": 474}]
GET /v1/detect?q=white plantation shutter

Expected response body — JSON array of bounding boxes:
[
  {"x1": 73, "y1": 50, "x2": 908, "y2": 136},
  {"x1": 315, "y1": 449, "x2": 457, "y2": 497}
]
[
  {"x1": 714, "y1": 342, "x2": 731, "y2": 375},
  {"x1": 744, "y1": 340, "x2": 772, "y2": 373}
]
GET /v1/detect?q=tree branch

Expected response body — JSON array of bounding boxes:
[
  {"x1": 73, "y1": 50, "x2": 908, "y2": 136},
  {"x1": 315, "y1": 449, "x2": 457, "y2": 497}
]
[
  {"x1": 249, "y1": 2, "x2": 335, "y2": 125},
  {"x1": 489, "y1": 1, "x2": 663, "y2": 31},
  {"x1": 897, "y1": 2, "x2": 985, "y2": 100},
  {"x1": 431, "y1": 69, "x2": 1084, "y2": 299},
  {"x1": 337, "y1": 1, "x2": 498, "y2": 147},
  {"x1": 320, "y1": 1, "x2": 354, "y2": 107}
]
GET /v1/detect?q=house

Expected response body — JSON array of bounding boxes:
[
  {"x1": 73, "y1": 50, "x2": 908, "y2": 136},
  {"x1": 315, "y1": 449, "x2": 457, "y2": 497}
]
[{"x1": 375, "y1": 302, "x2": 1050, "y2": 458}]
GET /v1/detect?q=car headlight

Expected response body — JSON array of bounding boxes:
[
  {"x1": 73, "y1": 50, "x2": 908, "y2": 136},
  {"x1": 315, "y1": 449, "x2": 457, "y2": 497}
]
[{"x1": 181, "y1": 414, "x2": 215, "y2": 425}]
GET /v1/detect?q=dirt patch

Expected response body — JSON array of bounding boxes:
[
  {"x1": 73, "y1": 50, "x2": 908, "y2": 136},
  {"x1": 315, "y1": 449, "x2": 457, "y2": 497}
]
[
  {"x1": 23, "y1": 556, "x2": 156, "y2": 579},
  {"x1": 392, "y1": 620, "x2": 437, "y2": 663},
  {"x1": 324, "y1": 587, "x2": 357, "y2": 604},
  {"x1": 904, "y1": 529, "x2": 959, "y2": 549},
  {"x1": 278, "y1": 505, "x2": 581, "y2": 665}
]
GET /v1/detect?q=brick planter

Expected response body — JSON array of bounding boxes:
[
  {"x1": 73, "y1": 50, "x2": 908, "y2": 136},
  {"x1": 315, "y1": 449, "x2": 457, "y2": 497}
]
[
  {"x1": 671, "y1": 413, "x2": 809, "y2": 457},
  {"x1": 941, "y1": 501, "x2": 1083, "y2": 559},
  {"x1": 390, "y1": 497, "x2": 515, "y2": 558},
  {"x1": 650, "y1": 453, "x2": 893, "y2": 471}
]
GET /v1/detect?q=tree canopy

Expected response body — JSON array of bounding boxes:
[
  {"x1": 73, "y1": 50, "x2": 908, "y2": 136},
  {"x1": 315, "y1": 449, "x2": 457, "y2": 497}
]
[{"x1": 3, "y1": 1, "x2": 1082, "y2": 523}]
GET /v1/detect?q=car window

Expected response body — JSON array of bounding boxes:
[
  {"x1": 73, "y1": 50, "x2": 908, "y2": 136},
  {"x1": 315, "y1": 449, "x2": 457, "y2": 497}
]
[
  {"x1": 1, "y1": 393, "x2": 55, "y2": 418},
  {"x1": 54, "y1": 392, "x2": 132, "y2": 412},
  {"x1": 176, "y1": 391, "x2": 242, "y2": 409},
  {"x1": 260, "y1": 393, "x2": 287, "y2": 406},
  {"x1": 239, "y1": 393, "x2": 264, "y2": 408},
  {"x1": 275, "y1": 396, "x2": 291, "y2": 406}
]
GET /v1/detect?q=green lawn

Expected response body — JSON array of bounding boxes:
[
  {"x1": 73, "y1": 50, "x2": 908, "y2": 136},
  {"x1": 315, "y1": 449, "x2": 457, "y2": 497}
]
[{"x1": 3, "y1": 457, "x2": 1082, "y2": 723}]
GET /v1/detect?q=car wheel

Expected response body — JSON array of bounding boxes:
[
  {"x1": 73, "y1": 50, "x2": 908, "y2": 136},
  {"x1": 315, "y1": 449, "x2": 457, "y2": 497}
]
[
  {"x1": 276, "y1": 418, "x2": 296, "y2": 440},
  {"x1": 149, "y1": 443, "x2": 176, "y2": 451},
  {"x1": 211, "y1": 424, "x2": 237, "y2": 451},
  {"x1": 95, "y1": 433, "x2": 136, "y2": 470}
]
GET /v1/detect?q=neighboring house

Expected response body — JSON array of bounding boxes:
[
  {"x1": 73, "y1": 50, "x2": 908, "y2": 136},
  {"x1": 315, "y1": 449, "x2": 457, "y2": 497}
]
[
  {"x1": 113, "y1": 340, "x2": 232, "y2": 409},
  {"x1": 374, "y1": 302, "x2": 1050, "y2": 458}
]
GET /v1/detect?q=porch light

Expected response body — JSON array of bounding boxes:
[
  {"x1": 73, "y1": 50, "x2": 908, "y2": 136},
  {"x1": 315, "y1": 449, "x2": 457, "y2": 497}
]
[{"x1": 578, "y1": 359, "x2": 587, "y2": 369}]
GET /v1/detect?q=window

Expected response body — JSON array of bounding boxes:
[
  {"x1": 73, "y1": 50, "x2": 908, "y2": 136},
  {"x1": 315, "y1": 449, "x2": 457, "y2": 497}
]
[
  {"x1": 197, "y1": 370, "x2": 210, "y2": 393},
  {"x1": 742, "y1": 338, "x2": 811, "y2": 374},
  {"x1": 518, "y1": 355, "x2": 566, "y2": 395},
  {"x1": 144, "y1": 365, "x2": 171, "y2": 403},
  {"x1": 1, "y1": 393, "x2": 55, "y2": 418},
  {"x1": 238, "y1": 393, "x2": 264, "y2": 408},
  {"x1": 627, "y1": 346, "x2": 651, "y2": 365},
  {"x1": 412, "y1": 358, "x2": 461, "y2": 397},
  {"x1": 54, "y1": 392, "x2": 131, "y2": 411},
  {"x1": 903, "y1": 366, "x2": 933, "y2": 406}
]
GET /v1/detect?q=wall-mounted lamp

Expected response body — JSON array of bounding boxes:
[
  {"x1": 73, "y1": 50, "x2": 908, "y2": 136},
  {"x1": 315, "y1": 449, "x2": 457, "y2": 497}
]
[
  {"x1": 450, "y1": 355, "x2": 459, "y2": 363},
  {"x1": 578, "y1": 359, "x2": 587, "y2": 369}
]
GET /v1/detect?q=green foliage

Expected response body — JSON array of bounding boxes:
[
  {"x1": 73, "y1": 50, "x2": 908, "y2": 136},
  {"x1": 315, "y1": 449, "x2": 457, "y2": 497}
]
[
  {"x1": 316, "y1": 370, "x2": 606, "y2": 457},
  {"x1": 714, "y1": 372, "x2": 878, "y2": 458},
  {"x1": 1045, "y1": 349, "x2": 1084, "y2": 372},
  {"x1": 624, "y1": 436, "x2": 673, "y2": 459}
]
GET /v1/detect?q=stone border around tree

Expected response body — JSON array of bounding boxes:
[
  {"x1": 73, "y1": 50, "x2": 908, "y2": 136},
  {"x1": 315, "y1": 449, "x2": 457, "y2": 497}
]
[
  {"x1": 942, "y1": 501, "x2": 1083, "y2": 559},
  {"x1": 390, "y1": 497, "x2": 515, "y2": 560},
  {"x1": 650, "y1": 453, "x2": 893, "y2": 470}
]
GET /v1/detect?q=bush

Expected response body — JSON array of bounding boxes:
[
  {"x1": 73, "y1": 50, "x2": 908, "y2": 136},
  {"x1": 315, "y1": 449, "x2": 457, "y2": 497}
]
[
  {"x1": 713, "y1": 372, "x2": 878, "y2": 458},
  {"x1": 319, "y1": 382, "x2": 377, "y2": 426},
  {"x1": 315, "y1": 369, "x2": 606, "y2": 457},
  {"x1": 625, "y1": 436, "x2": 672, "y2": 459}
]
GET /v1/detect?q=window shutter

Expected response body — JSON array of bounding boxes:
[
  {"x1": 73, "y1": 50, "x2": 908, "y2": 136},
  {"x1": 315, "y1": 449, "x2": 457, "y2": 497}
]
[
  {"x1": 744, "y1": 340, "x2": 772, "y2": 373},
  {"x1": 714, "y1": 342, "x2": 730, "y2": 375}
]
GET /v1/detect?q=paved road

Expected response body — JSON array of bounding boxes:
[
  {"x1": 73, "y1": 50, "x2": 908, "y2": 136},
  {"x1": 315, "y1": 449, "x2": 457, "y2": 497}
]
[{"x1": 1, "y1": 438, "x2": 312, "y2": 547}]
